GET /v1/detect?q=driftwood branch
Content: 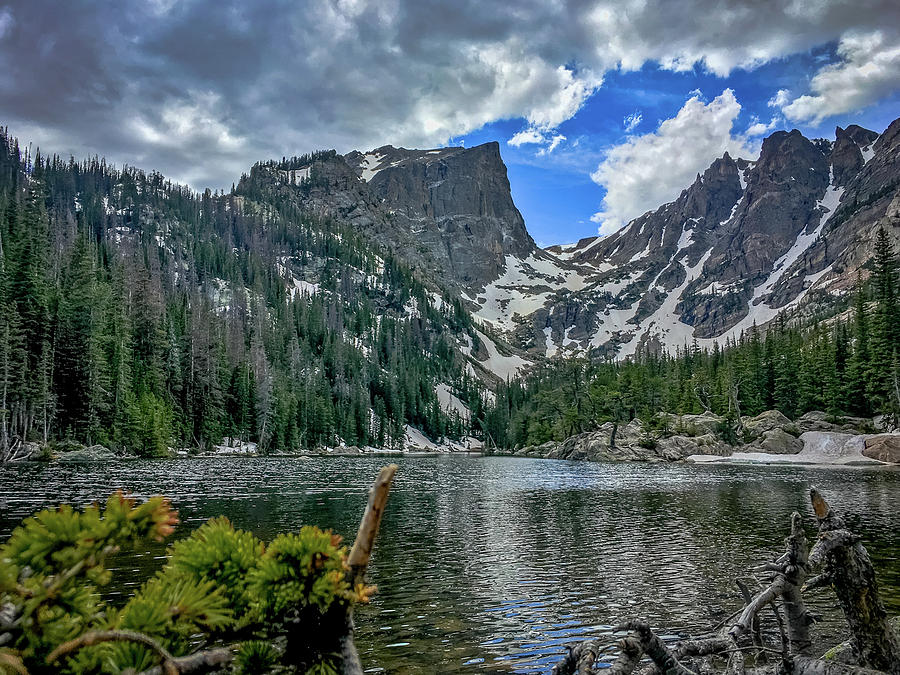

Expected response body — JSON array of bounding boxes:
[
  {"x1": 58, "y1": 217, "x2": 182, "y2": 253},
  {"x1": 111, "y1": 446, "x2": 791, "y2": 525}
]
[
  {"x1": 551, "y1": 638, "x2": 607, "y2": 675},
  {"x1": 342, "y1": 464, "x2": 398, "y2": 675},
  {"x1": 808, "y1": 487, "x2": 900, "y2": 672},
  {"x1": 553, "y1": 488, "x2": 900, "y2": 675},
  {"x1": 348, "y1": 464, "x2": 398, "y2": 584},
  {"x1": 609, "y1": 635, "x2": 646, "y2": 675},
  {"x1": 730, "y1": 512, "x2": 811, "y2": 657},
  {"x1": 791, "y1": 656, "x2": 889, "y2": 675}
]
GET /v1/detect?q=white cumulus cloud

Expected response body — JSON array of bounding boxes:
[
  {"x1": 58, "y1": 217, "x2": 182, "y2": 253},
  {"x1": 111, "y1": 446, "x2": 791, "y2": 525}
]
[
  {"x1": 745, "y1": 115, "x2": 781, "y2": 136},
  {"x1": 777, "y1": 30, "x2": 900, "y2": 123},
  {"x1": 590, "y1": 89, "x2": 758, "y2": 235},
  {"x1": 508, "y1": 129, "x2": 546, "y2": 147},
  {"x1": 508, "y1": 129, "x2": 567, "y2": 155}
]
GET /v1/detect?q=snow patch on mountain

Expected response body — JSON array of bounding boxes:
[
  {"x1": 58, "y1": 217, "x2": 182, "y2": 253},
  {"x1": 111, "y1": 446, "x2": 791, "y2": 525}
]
[
  {"x1": 357, "y1": 153, "x2": 387, "y2": 182},
  {"x1": 618, "y1": 246, "x2": 714, "y2": 357},
  {"x1": 474, "y1": 328, "x2": 529, "y2": 379},
  {"x1": 436, "y1": 383, "x2": 470, "y2": 419},
  {"x1": 474, "y1": 254, "x2": 586, "y2": 331}
]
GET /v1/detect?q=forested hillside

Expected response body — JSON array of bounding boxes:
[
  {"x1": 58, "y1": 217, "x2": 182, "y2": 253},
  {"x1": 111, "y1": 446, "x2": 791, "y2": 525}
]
[
  {"x1": 1, "y1": 124, "x2": 897, "y2": 462},
  {"x1": 480, "y1": 232, "x2": 899, "y2": 449},
  {"x1": 0, "y1": 130, "x2": 487, "y2": 458}
]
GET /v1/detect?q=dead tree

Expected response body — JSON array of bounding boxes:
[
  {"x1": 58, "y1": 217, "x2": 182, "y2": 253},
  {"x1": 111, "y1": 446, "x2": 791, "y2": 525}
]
[
  {"x1": 552, "y1": 487, "x2": 900, "y2": 675},
  {"x1": 807, "y1": 488, "x2": 900, "y2": 672}
]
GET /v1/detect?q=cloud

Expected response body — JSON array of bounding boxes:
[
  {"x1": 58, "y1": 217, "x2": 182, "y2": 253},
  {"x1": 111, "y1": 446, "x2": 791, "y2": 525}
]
[
  {"x1": 768, "y1": 89, "x2": 792, "y2": 109},
  {"x1": 776, "y1": 30, "x2": 900, "y2": 123},
  {"x1": 509, "y1": 129, "x2": 566, "y2": 155},
  {"x1": 590, "y1": 89, "x2": 758, "y2": 235},
  {"x1": 745, "y1": 115, "x2": 781, "y2": 136},
  {"x1": 0, "y1": 8, "x2": 12, "y2": 39},
  {"x1": 623, "y1": 111, "x2": 643, "y2": 132},
  {"x1": 508, "y1": 129, "x2": 546, "y2": 147},
  {"x1": 538, "y1": 134, "x2": 566, "y2": 155},
  {"x1": 0, "y1": 0, "x2": 898, "y2": 190}
]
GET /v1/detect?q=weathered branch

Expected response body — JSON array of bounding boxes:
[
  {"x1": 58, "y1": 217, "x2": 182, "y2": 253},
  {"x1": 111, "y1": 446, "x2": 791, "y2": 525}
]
[
  {"x1": 609, "y1": 635, "x2": 646, "y2": 675},
  {"x1": 731, "y1": 512, "x2": 812, "y2": 656},
  {"x1": 791, "y1": 656, "x2": 888, "y2": 675},
  {"x1": 341, "y1": 465, "x2": 398, "y2": 675},
  {"x1": 802, "y1": 572, "x2": 832, "y2": 592},
  {"x1": 551, "y1": 638, "x2": 606, "y2": 675},
  {"x1": 617, "y1": 621, "x2": 698, "y2": 675},
  {"x1": 735, "y1": 580, "x2": 764, "y2": 653},
  {"x1": 673, "y1": 637, "x2": 732, "y2": 660},
  {"x1": 348, "y1": 464, "x2": 398, "y2": 584},
  {"x1": 808, "y1": 487, "x2": 900, "y2": 673},
  {"x1": 730, "y1": 578, "x2": 783, "y2": 640},
  {"x1": 781, "y1": 512, "x2": 812, "y2": 656},
  {"x1": 808, "y1": 530, "x2": 860, "y2": 567},
  {"x1": 136, "y1": 647, "x2": 237, "y2": 675}
]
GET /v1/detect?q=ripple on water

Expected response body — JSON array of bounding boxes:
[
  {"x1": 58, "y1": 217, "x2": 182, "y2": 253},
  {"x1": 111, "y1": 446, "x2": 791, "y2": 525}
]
[{"x1": 1, "y1": 456, "x2": 899, "y2": 672}]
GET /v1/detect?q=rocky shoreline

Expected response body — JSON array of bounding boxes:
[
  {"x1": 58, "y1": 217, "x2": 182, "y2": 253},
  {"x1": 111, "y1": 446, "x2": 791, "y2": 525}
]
[
  {"x1": 490, "y1": 410, "x2": 900, "y2": 466},
  {"x1": 5, "y1": 410, "x2": 898, "y2": 466}
]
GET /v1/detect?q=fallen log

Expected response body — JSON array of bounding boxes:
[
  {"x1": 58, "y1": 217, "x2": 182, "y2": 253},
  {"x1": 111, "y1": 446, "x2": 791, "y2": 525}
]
[
  {"x1": 551, "y1": 488, "x2": 900, "y2": 675},
  {"x1": 808, "y1": 488, "x2": 900, "y2": 673}
]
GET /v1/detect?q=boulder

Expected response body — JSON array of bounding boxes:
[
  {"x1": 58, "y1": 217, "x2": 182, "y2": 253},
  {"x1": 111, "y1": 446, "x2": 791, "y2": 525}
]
[
  {"x1": 758, "y1": 428, "x2": 803, "y2": 454},
  {"x1": 796, "y1": 411, "x2": 841, "y2": 432},
  {"x1": 862, "y1": 435, "x2": 900, "y2": 464},
  {"x1": 744, "y1": 410, "x2": 792, "y2": 436},
  {"x1": 678, "y1": 413, "x2": 723, "y2": 435},
  {"x1": 58, "y1": 444, "x2": 118, "y2": 462},
  {"x1": 795, "y1": 411, "x2": 875, "y2": 434}
]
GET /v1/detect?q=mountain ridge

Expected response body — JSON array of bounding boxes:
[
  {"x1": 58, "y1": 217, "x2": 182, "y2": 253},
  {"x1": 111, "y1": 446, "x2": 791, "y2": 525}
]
[{"x1": 236, "y1": 118, "x2": 900, "y2": 363}]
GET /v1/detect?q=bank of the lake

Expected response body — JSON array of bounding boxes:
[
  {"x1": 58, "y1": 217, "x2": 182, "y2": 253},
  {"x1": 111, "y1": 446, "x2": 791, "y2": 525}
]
[{"x1": 1, "y1": 455, "x2": 898, "y2": 673}]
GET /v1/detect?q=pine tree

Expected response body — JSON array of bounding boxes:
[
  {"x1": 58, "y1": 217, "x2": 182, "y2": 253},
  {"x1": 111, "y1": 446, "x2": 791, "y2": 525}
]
[
  {"x1": 869, "y1": 227, "x2": 899, "y2": 420},
  {"x1": 54, "y1": 236, "x2": 100, "y2": 441},
  {"x1": 846, "y1": 276, "x2": 871, "y2": 417}
]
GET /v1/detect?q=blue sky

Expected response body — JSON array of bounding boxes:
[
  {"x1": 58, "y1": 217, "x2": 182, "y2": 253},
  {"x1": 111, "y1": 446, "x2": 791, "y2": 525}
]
[
  {"x1": 459, "y1": 50, "x2": 900, "y2": 246},
  {"x1": 2, "y1": 0, "x2": 898, "y2": 247}
]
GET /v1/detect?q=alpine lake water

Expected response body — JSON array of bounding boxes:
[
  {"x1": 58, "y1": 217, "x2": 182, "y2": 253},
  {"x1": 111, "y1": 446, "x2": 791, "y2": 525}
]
[{"x1": 1, "y1": 455, "x2": 898, "y2": 673}]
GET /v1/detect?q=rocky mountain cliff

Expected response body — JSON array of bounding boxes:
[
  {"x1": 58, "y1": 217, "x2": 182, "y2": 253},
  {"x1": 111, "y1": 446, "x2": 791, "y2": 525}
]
[
  {"x1": 239, "y1": 117, "x2": 899, "y2": 364},
  {"x1": 501, "y1": 118, "x2": 900, "y2": 358},
  {"x1": 239, "y1": 142, "x2": 540, "y2": 294}
]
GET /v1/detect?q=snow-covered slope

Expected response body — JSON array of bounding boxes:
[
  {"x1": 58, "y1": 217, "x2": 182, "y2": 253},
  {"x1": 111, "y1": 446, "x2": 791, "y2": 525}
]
[{"x1": 467, "y1": 119, "x2": 900, "y2": 360}]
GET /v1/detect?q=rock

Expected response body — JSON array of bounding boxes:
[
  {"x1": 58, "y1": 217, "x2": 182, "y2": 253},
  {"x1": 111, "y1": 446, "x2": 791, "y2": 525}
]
[
  {"x1": 58, "y1": 444, "x2": 118, "y2": 462},
  {"x1": 862, "y1": 435, "x2": 900, "y2": 463},
  {"x1": 744, "y1": 410, "x2": 792, "y2": 436},
  {"x1": 346, "y1": 142, "x2": 537, "y2": 290},
  {"x1": 796, "y1": 411, "x2": 841, "y2": 432},
  {"x1": 873, "y1": 414, "x2": 900, "y2": 433},
  {"x1": 3, "y1": 441, "x2": 45, "y2": 462},
  {"x1": 758, "y1": 428, "x2": 803, "y2": 454},
  {"x1": 677, "y1": 413, "x2": 723, "y2": 435},
  {"x1": 690, "y1": 431, "x2": 885, "y2": 465}
]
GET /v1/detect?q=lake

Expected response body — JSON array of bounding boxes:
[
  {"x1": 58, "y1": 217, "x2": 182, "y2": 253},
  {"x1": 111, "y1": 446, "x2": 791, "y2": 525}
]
[{"x1": 1, "y1": 456, "x2": 898, "y2": 673}]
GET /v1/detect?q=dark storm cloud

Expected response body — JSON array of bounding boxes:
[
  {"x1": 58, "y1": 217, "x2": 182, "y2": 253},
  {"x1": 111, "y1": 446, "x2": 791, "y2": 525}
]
[{"x1": 1, "y1": 0, "x2": 897, "y2": 190}]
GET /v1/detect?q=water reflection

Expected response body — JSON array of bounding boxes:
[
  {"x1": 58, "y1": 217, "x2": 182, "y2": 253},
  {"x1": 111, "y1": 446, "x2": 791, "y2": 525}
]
[{"x1": 1, "y1": 456, "x2": 898, "y2": 673}]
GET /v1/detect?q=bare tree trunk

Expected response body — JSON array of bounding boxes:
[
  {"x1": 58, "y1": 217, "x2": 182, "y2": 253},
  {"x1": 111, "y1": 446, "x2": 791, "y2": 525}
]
[
  {"x1": 808, "y1": 488, "x2": 900, "y2": 673},
  {"x1": 731, "y1": 512, "x2": 812, "y2": 655}
]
